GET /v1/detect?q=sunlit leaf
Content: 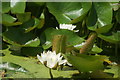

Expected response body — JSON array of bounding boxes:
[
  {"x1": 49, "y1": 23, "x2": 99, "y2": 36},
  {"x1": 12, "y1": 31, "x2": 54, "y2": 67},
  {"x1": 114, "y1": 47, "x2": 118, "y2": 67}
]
[
  {"x1": 51, "y1": 69, "x2": 79, "y2": 78},
  {"x1": 1, "y1": 14, "x2": 16, "y2": 23},
  {"x1": 37, "y1": 13, "x2": 45, "y2": 29},
  {"x1": 98, "y1": 31, "x2": 120, "y2": 43},
  {"x1": 1, "y1": 49, "x2": 50, "y2": 78},
  {"x1": 2, "y1": 27, "x2": 40, "y2": 47},
  {"x1": 42, "y1": 28, "x2": 84, "y2": 49},
  {"x1": 104, "y1": 65, "x2": 120, "y2": 78},
  {"x1": 95, "y1": 24, "x2": 113, "y2": 34},
  {"x1": 65, "y1": 54, "x2": 106, "y2": 72},
  {"x1": 89, "y1": 45, "x2": 103, "y2": 54},
  {"x1": 10, "y1": 0, "x2": 26, "y2": 13},
  {"x1": 1, "y1": 14, "x2": 22, "y2": 26},
  {"x1": 0, "y1": 62, "x2": 28, "y2": 72},
  {"x1": 24, "y1": 37, "x2": 40, "y2": 47},
  {"x1": 87, "y1": 2, "x2": 112, "y2": 32},
  {"x1": 47, "y1": 2, "x2": 91, "y2": 24},
  {"x1": 1, "y1": 2, "x2": 10, "y2": 13}
]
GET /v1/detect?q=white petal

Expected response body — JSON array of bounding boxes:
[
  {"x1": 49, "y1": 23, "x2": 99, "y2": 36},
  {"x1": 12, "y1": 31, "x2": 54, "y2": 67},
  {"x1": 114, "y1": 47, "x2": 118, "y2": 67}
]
[
  {"x1": 59, "y1": 24, "x2": 76, "y2": 30},
  {"x1": 67, "y1": 62, "x2": 72, "y2": 66},
  {"x1": 58, "y1": 60, "x2": 67, "y2": 65},
  {"x1": 37, "y1": 54, "x2": 44, "y2": 64},
  {"x1": 47, "y1": 59, "x2": 57, "y2": 68}
]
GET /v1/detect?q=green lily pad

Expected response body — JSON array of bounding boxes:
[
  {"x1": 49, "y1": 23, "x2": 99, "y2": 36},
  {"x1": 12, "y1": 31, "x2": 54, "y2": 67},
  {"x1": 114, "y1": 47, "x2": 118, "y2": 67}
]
[
  {"x1": 1, "y1": 49, "x2": 50, "y2": 78},
  {"x1": 51, "y1": 69, "x2": 79, "y2": 78},
  {"x1": 2, "y1": 14, "x2": 17, "y2": 23},
  {"x1": 16, "y1": 12, "x2": 31, "y2": 23},
  {"x1": 1, "y1": 2, "x2": 10, "y2": 13},
  {"x1": 2, "y1": 27, "x2": 40, "y2": 47},
  {"x1": 89, "y1": 45, "x2": 103, "y2": 54},
  {"x1": 98, "y1": 31, "x2": 120, "y2": 43},
  {"x1": 0, "y1": 62, "x2": 28, "y2": 72},
  {"x1": 1, "y1": 13, "x2": 22, "y2": 26},
  {"x1": 20, "y1": 18, "x2": 40, "y2": 33},
  {"x1": 87, "y1": 2, "x2": 112, "y2": 32},
  {"x1": 42, "y1": 28, "x2": 84, "y2": 49},
  {"x1": 65, "y1": 54, "x2": 106, "y2": 72},
  {"x1": 47, "y1": 2, "x2": 91, "y2": 24},
  {"x1": 104, "y1": 65, "x2": 120, "y2": 78},
  {"x1": 10, "y1": 0, "x2": 26, "y2": 13}
]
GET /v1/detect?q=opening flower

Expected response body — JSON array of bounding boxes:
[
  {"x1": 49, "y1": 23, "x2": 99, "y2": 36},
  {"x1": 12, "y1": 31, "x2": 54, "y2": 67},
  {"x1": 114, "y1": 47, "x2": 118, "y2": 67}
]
[{"x1": 37, "y1": 51, "x2": 72, "y2": 69}]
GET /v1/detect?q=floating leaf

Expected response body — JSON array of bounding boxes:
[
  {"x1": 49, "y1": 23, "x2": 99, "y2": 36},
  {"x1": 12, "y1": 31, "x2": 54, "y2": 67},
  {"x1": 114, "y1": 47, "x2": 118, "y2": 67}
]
[
  {"x1": 87, "y1": 2, "x2": 112, "y2": 32},
  {"x1": 98, "y1": 31, "x2": 120, "y2": 43},
  {"x1": 104, "y1": 65, "x2": 120, "y2": 78},
  {"x1": 20, "y1": 18, "x2": 40, "y2": 33},
  {"x1": 10, "y1": 0, "x2": 26, "y2": 13},
  {"x1": 51, "y1": 69, "x2": 79, "y2": 78},
  {"x1": 1, "y1": 14, "x2": 22, "y2": 26},
  {"x1": 24, "y1": 37, "x2": 40, "y2": 47},
  {"x1": 42, "y1": 41, "x2": 52, "y2": 49},
  {"x1": 1, "y1": 49, "x2": 50, "y2": 78},
  {"x1": 1, "y1": 2, "x2": 10, "y2": 13},
  {"x1": 37, "y1": 13, "x2": 45, "y2": 29},
  {"x1": 42, "y1": 28, "x2": 84, "y2": 49},
  {"x1": 1, "y1": 14, "x2": 16, "y2": 23},
  {"x1": 0, "y1": 62, "x2": 28, "y2": 73},
  {"x1": 47, "y1": 2, "x2": 91, "y2": 24},
  {"x1": 95, "y1": 24, "x2": 113, "y2": 34},
  {"x1": 2, "y1": 27, "x2": 40, "y2": 47},
  {"x1": 65, "y1": 54, "x2": 105, "y2": 72},
  {"x1": 89, "y1": 45, "x2": 103, "y2": 54},
  {"x1": 16, "y1": 12, "x2": 31, "y2": 23}
]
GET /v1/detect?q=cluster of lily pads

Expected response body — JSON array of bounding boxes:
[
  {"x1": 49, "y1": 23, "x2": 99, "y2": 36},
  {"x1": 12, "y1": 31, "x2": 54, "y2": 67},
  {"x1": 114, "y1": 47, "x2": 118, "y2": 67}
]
[{"x1": 1, "y1": 1, "x2": 120, "y2": 78}]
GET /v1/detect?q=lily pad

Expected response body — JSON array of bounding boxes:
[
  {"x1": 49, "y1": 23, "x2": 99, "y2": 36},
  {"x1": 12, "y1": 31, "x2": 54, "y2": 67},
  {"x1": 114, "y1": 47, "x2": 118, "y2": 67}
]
[
  {"x1": 0, "y1": 62, "x2": 28, "y2": 72},
  {"x1": 87, "y1": 2, "x2": 112, "y2": 32},
  {"x1": 16, "y1": 12, "x2": 31, "y2": 23},
  {"x1": 51, "y1": 69, "x2": 79, "y2": 78},
  {"x1": 1, "y1": 2, "x2": 10, "y2": 13},
  {"x1": 1, "y1": 49, "x2": 50, "y2": 78},
  {"x1": 1, "y1": 13, "x2": 22, "y2": 26},
  {"x1": 65, "y1": 54, "x2": 106, "y2": 72},
  {"x1": 104, "y1": 65, "x2": 120, "y2": 78},
  {"x1": 47, "y1": 2, "x2": 92, "y2": 24},
  {"x1": 10, "y1": 0, "x2": 26, "y2": 13},
  {"x1": 98, "y1": 31, "x2": 120, "y2": 44},
  {"x1": 42, "y1": 28, "x2": 84, "y2": 49},
  {"x1": 2, "y1": 27, "x2": 40, "y2": 47}
]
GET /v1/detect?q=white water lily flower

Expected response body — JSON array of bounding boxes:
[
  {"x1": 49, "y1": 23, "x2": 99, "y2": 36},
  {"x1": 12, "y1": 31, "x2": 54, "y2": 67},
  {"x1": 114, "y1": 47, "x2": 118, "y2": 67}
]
[
  {"x1": 37, "y1": 51, "x2": 72, "y2": 69},
  {"x1": 56, "y1": 24, "x2": 79, "y2": 32},
  {"x1": 59, "y1": 24, "x2": 76, "y2": 30}
]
